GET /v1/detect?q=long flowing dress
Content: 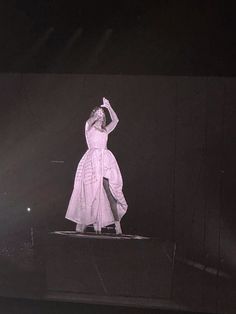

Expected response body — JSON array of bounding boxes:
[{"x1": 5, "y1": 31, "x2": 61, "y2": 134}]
[{"x1": 65, "y1": 122, "x2": 128, "y2": 230}]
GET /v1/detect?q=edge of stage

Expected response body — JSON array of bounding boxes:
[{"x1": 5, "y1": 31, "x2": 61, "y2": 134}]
[
  {"x1": 45, "y1": 291, "x2": 187, "y2": 311},
  {"x1": 51, "y1": 230, "x2": 150, "y2": 240}
]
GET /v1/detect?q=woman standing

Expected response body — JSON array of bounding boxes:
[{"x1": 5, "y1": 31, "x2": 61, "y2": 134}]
[{"x1": 65, "y1": 97, "x2": 128, "y2": 234}]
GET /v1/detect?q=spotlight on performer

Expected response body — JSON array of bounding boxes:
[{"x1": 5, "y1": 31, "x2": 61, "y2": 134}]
[{"x1": 27, "y1": 207, "x2": 31, "y2": 212}]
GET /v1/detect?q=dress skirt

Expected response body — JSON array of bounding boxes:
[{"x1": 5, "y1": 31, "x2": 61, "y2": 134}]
[{"x1": 65, "y1": 148, "x2": 128, "y2": 228}]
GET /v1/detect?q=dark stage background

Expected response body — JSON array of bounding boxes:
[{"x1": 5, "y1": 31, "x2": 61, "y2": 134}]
[{"x1": 0, "y1": 73, "x2": 235, "y2": 274}]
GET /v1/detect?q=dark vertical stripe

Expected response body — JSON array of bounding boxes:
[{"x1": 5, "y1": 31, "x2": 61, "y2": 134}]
[
  {"x1": 202, "y1": 77, "x2": 209, "y2": 308},
  {"x1": 216, "y1": 80, "x2": 226, "y2": 312},
  {"x1": 171, "y1": 80, "x2": 178, "y2": 243},
  {"x1": 170, "y1": 79, "x2": 178, "y2": 299}
]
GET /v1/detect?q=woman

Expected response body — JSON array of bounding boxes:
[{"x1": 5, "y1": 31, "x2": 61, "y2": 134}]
[{"x1": 65, "y1": 97, "x2": 128, "y2": 234}]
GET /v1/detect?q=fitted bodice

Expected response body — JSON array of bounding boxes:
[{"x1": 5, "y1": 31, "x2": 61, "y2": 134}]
[{"x1": 85, "y1": 123, "x2": 108, "y2": 149}]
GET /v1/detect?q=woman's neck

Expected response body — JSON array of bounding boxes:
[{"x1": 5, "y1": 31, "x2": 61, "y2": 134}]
[{"x1": 94, "y1": 120, "x2": 102, "y2": 128}]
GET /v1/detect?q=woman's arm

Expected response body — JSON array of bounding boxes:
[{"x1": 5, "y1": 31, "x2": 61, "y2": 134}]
[
  {"x1": 101, "y1": 97, "x2": 119, "y2": 133},
  {"x1": 85, "y1": 114, "x2": 97, "y2": 131}
]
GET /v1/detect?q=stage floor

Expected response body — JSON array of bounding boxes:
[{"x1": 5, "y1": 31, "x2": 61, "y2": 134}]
[{"x1": 52, "y1": 230, "x2": 149, "y2": 240}]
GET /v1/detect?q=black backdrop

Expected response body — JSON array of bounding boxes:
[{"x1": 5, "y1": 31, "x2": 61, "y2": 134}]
[{"x1": 0, "y1": 73, "x2": 235, "y2": 272}]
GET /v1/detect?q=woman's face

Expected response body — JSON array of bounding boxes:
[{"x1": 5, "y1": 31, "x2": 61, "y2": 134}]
[{"x1": 94, "y1": 108, "x2": 105, "y2": 121}]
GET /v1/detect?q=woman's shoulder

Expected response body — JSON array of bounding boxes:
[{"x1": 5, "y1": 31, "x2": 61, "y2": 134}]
[{"x1": 85, "y1": 121, "x2": 92, "y2": 132}]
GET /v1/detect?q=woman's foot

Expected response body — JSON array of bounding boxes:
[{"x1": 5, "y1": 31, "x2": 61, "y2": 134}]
[{"x1": 115, "y1": 221, "x2": 122, "y2": 235}]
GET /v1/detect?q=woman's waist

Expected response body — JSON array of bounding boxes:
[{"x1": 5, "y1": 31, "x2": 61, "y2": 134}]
[
  {"x1": 83, "y1": 147, "x2": 116, "y2": 162},
  {"x1": 87, "y1": 146, "x2": 108, "y2": 150}
]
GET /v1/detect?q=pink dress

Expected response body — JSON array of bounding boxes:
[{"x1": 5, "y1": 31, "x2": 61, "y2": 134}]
[{"x1": 65, "y1": 122, "x2": 128, "y2": 229}]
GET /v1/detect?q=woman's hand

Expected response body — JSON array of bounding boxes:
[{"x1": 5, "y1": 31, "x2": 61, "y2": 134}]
[{"x1": 101, "y1": 97, "x2": 111, "y2": 109}]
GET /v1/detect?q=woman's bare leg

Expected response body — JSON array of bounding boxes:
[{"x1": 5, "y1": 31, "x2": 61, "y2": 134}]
[
  {"x1": 103, "y1": 177, "x2": 122, "y2": 234},
  {"x1": 93, "y1": 222, "x2": 101, "y2": 234},
  {"x1": 76, "y1": 223, "x2": 86, "y2": 232}
]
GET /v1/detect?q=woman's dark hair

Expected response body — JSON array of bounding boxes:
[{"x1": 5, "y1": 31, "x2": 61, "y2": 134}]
[{"x1": 90, "y1": 106, "x2": 106, "y2": 129}]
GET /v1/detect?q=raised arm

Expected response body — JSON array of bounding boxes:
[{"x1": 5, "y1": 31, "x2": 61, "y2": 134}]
[{"x1": 101, "y1": 97, "x2": 119, "y2": 133}]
